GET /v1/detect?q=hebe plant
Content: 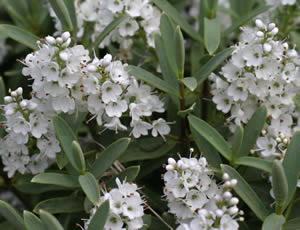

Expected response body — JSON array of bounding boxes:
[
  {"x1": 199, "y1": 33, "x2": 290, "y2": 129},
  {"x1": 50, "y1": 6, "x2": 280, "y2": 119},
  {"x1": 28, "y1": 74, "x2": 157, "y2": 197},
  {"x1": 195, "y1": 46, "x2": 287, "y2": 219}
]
[{"x1": 0, "y1": 0, "x2": 299, "y2": 230}]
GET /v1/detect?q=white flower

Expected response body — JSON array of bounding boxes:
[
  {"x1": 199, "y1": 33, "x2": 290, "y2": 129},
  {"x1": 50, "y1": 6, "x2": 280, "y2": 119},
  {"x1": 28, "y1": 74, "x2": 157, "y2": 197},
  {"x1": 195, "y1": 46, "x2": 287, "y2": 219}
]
[
  {"x1": 220, "y1": 215, "x2": 239, "y2": 230},
  {"x1": 151, "y1": 118, "x2": 171, "y2": 138},
  {"x1": 105, "y1": 100, "x2": 128, "y2": 117},
  {"x1": 101, "y1": 81, "x2": 122, "y2": 104},
  {"x1": 130, "y1": 120, "x2": 152, "y2": 138}
]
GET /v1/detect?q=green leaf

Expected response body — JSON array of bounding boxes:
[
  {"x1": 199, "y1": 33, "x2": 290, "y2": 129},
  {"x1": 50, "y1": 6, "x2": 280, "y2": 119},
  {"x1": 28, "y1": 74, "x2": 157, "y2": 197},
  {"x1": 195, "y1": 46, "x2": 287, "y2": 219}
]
[
  {"x1": 153, "y1": 0, "x2": 202, "y2": 42},
  {"x1": 31, "y1": 173, "x2": 79, "y2": 188},
  {"x1": 178, "y1": 102, "x2": 196, "y2": 118},
  {"x1": 282, "y1": 131, "x2": 300, "y2": 207},
  {"x1": 39, "y1": 210, "x2": 63, "y2": 230},
  {"x1": 190, "y1": 126, "x2": 222, "y2": 169},
  {"x1": 181, "y1": 77, "x2": 197, "y2": 92},
  {"x1": 3, "y1": 0, "x2": 30, "y2": 29},
  {"x1": 0, "y1": 24, "x2": 38, "y2": 50},
  {"x1": 72, "y1": 141, "x2": 86, "y2": 174},
  {"x1": 48, "y1": 0, "x2": 73, "y2": 31},
  {"x1": 224, "y1": 5, "x2": 270, "y2": 36},
  {"x1": 118, "y1": 138, "x2": 176, "y2": 163},
  {"x1": 235, "y1": 156, "x2": 272, "y2": 173},
  {"x1": 0, "y1": 200, "x2": 25, "y2": 230},
  {"x1": 106, "y1": 166, "x2": 140, "y2": 188},
  {"x1": 91, "y1": 14, "x2": 129, "y2": 50},
  {"x1": 272, "y1": 160, "x2": 289, "y2": 211},
  {"x1": 237, "y1": 106, "x2": 267, "y2": 157},
  {"x1": 79, "y1": 172, "x2": 100, "y2": 206},
  {"x1": 194, "y1": 48, "x2": 233, "y2": 86},
  {"x1": 52, "y1": 115, "x2": 78, "y2": 169},
  {"x1": 91, "y1": 138, "x2": 130, "y2": 179},
  {"x1": 175, "y1": 26, "x2": 185, "y2": 78},
  {"x1": 221, "y1": 165, "x2": 270, "y2": 221},
  {"x1": 188, "y1": 115, "x2": 232, "y2": 161},
  {"x1": 204, "y1": 18, "x2": 221, "y2": 55},
  {"x1": 283, "y1": 218, "x2": 300, "y2": 230},
  {"x1": 34, "y1": 197, "x2": 84, "y2": 214},
  {"x1": 126, "y1": 65, "x2": 180, "y2": 98},
  {"x1": 231, "y1": 125, "x2": 244, "y2": 159},
  {"x1": 87, "y1": 200, "x2": 110, "y2": 230},
  {"x1": 141, "y1": 214, "x2": 152, "y2": 230},
  {"x1": 60, "y1": 112, "x2": 88, "y2": 134},
  {"x1": 65, "y1": 0, "x2": 78, "y2": 36},
  {"x1": 160, "y1": 14, "x2": 177, "y2": 74},
  {"x1": 24, "y1": 211, "x2": 45, "y2": 230},
  {"x1": 262, "y1": 213, "x2": 285, "y2": 230}
]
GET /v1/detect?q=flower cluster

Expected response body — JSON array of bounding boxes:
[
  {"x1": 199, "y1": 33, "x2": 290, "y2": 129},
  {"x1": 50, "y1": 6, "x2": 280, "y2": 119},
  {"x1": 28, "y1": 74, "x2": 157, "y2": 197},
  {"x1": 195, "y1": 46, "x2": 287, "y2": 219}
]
[
  {"x1": 84, "y1": 178, "x2": 144, "y2": 230},
  {"x1": 163, "y1": 155, "x2": 242, "y2": 230},
  {"x1": 0, "y1": 88, "x2": 60, "y2": 177},
  {"x1": 210, "y1": 20, "x2": 300, "y2": 159},
  {"x1": 49, "y1": 0, "x2": 161, "y2": 54},
  {"x1": 21, "y1": 32, "x2": 170, "y2": 139}
]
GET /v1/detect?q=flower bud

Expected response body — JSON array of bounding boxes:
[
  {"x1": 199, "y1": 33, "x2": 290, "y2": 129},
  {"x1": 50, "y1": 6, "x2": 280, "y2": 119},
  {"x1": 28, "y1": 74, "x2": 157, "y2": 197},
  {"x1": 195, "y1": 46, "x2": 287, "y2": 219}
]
[
  {"x1": 87, "y1": 64, "x2": 97, "y2": 72},
  {"x1": 20, "y1": 100, "x2": 27, "y2": 108},
  {"x1": 4, "y1": 96, "x2": 12, "y2": 103},
  {"x1": 223, "y1": 191, "x2": 232, "y2": 199},
  {"x1": 46, "y1": 36, "x2": 56, "y2": 45},
  {"x1": 62, "y1": 32, "x2": 71, "y2": 40},
  {"x1": 59, "y1": 52, "x2": 69, "y2": 61},
  {"x1": 229, "y1": 206, "x2": 239, "y2": 215},
  {"x1": 288, "y1": 49, "x2": 297, "y2": 58},
  {"x1": 10, "y1": 91, "x2": 17, "y2": 97},
  {"x1": 56, "y1": 37, "x2": 63, "y2": 44},
  {"x1": 263, "y1": 43, "x2": 272, "y2": 53},
  {"x1": 255, "y1": 19, "x2": 265, "y2": 29},
  {"x1": 223, "y1": 173, "x2": 230, "y2": 181},
  {"x1": 270, "y1": 27, "x2": 279, "y2": 35},
  {"x1": 168, "y1": 158, "x2": 176, "y2": 165},
  {"x1": 216, "y1": 209, "x2": 224, "y2": 217},
  {"x1": 230, "y1": 197, "x2": 239, "y2": 205},
  {"x1": 166, "y1": 165, "x2": 174, "y2": 171},
  {"x1": 268, "y1": 23, "x2": 276, "y2": 31},
  {"x1": 16, "y1": 87, "x2": 23, "y2": 95},
  {"x1": 256, "y1": 31, "x2": 264, "y2": 37},
  {"x1": 230, "y1": 179, "x2": 238, "y2": 186}
]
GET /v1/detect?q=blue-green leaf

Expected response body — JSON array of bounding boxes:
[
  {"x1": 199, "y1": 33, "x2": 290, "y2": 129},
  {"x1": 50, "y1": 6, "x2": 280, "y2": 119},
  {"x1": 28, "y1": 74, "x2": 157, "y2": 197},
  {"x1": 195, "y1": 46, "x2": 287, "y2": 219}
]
[
  {"x1": 0, "y1": 24, "x2": 38, "y2": 50},
  {"x1": 0, "y1": 200, "x2": 25, "y2": 230},
  {"x1": 204, "y1": 18, "x2": 221, "y2": 55},
  {"x1": 188, "y1": 115, "x2": 232, "y2": 161},
  {"x1": 262, "y1": 213, "x2": 285, "y2": 230},
  {"x1": 24, "y1": 211, "x2": 45, "y2": 230},
  {"x1": 39, "y1": 210, "x2": 63, "y2": 230},
  {"x1": 31, "y1": 173, "x2": 79, "y2": 188},
  {"x1": 48, "y1": 0, "x2": 73, "y2": 31},
  {"x1": 79, "y1": 172, "x2": 100, "y2": 206},
  {"x1": 87, "y1": 200, "x2": 110, "y2": 230},
  {"x1": 235, "y1": 156, "x2": 272, "y2": 173}
]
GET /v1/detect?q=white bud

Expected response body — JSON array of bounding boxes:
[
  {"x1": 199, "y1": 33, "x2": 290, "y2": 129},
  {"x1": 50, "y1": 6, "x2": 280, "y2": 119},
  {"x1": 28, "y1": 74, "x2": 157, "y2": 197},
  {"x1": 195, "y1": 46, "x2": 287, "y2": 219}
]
[
  {"x1": 166, "y1": 165, "x2": 174, "y2": 171},
  {"x1": 230, "y1": 179, "x2": 238, "y2": 186},
  {"x1": 230, "y1": 197, "x2": 239, "y2": 205},
  {"x1": 250, "y1": 149, "x2": 255, "y2": 154},
  {"x1": 16, "y1": 87, "x2": 23, "y2": 95},
  {"x1": 262, "y1": 129, "x2": 267, "y2": 135},
  {"x1": 276, "y1": 137, "x2": 282, "y2": 143},
  {"x1": 270, "y1": 27, "x2": 279, "y2": 35},
  {"x1": 256, "y1": 31, "x2": 264, "y2": 37},
  {"x1": 283, "y1": 138, "x2": 289, "y2": 144},
  {"x1": 56, "y1": 37, "x2": 63, "y2": 44},
  {"x1": 280, "y1": 133, "x2": 285, "y2": 139},
  {"x1": 168, "y1": 158, "x2": 176, "y2": 165},
  {"x1": 239, "y1": 217, "x2": 245, "y2": 222},
  {"x1": 255, "y1": 19, "x2": 265, "y2": 29},
  {"x1": 59, "y1": 52, "x2": 69, "y2": 61},
  {"x1": 216, "y1": 209, "x2": 224, "y2": 217},
  {"x1": 263, "y1": 43, "x2": 272, "y2": 52},
  {"x1": 283, "y1": 42, "x2": 289, "y2": 49},
  {"x1": 239, "y1": 210, "x2": 244, "y2": 215},
  {"x1": 223, "y1": 173, "x2": 230, "y2": 181},
  {"x1": 87, "y1": 64, "x2": 97, "y2": 72},
  {"x1": 229, "y1": 206, "x2": 239, "y2": 215},
  {"x1": 20, "y1": 100, "x2": 27, "y2": 108},
  {"x1": 215, "y1": 194, "x2": 222, "y2": 202},
  {"x1": 268, "y1": 23, "x2": 276, "y2": 31},
  {"x1": 225, "y1": 181, "x2": 232, "y2": 187},
  {"x1": 10, "y1": 91, "x2": 17, "y2": 97},
  {"x1": 101, "y1": 54, "x2": 112, "y2": 67},
  {"x1": 4, "y1": 96, "x2": 12, "y2": 103},
  {"x1": 46, "y1": 36, "x2": 56, "y2": 45},
  {"x1": 223, "y1": 191, "x2": 232, "y2": 199},
  {"x1": 63, "y1": 38, "x2": 71, "y2": 47},
  {"x1": 62, "y1": 32, "x2": 71, "y2": 40},
  {"x1": 177, "y1": 160, "x2": 184, "y2": 168}
]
